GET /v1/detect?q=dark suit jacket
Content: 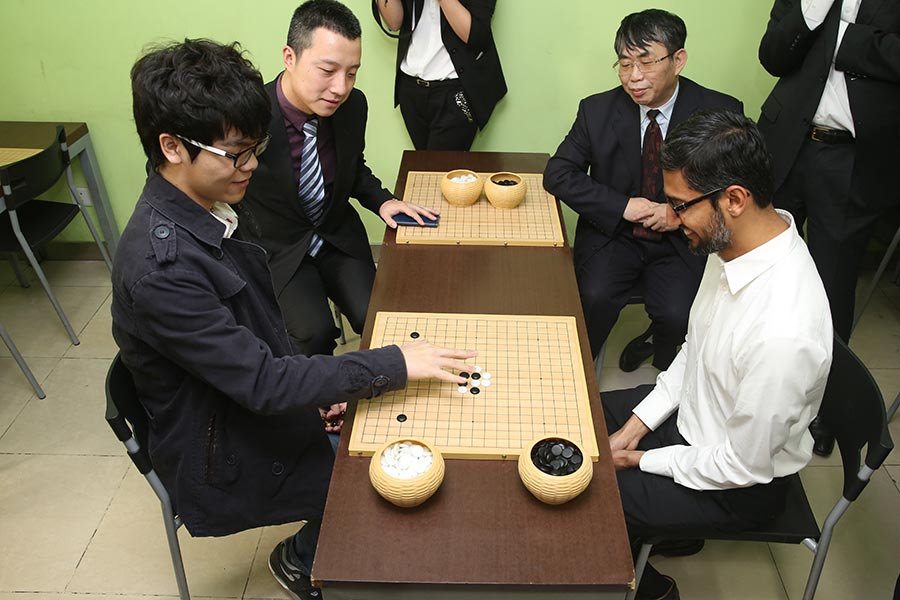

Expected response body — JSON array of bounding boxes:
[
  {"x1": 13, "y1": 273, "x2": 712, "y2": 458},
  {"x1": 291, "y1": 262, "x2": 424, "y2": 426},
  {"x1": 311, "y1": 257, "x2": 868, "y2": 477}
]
[
  {"x1": 757, "y1": 0, "x2": 900, "y2": 209},
  {"x1": 374, "y1": 0, "x2": 507, "y2": 128},
  {"x1": 543, "y1": 77, "x2": 743, "y2": 274},
  {"x1": 237, "y1": 79, "x2": 393, "y2": 295}
]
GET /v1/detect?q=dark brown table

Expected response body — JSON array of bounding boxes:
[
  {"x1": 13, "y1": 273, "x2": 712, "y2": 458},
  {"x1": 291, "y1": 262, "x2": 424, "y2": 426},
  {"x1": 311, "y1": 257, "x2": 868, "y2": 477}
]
[
  {"x1": 0, "y1": 121, "x2": 119, "y2": 254},
  {"x1": 312, "y1": 151, "x2": 633, "y2": 600}
]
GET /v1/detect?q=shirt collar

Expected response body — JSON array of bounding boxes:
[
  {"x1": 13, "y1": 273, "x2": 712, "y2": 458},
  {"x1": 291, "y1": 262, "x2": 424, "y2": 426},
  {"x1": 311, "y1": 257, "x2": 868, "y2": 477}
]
[
  {"x1": 720, "y1": 209, "x2": 798, "y2": 295},
  {"x1": 640, "y1": 80, "x2": 679, "y2": 125},
  {"x1": 276, "y1": 71, "x2": 314, "y2": 132},
  {"x1": 210, "y1": 202, "x2": 239, "y2": 239},
  {"x1": 142, "y1": 172, "x2": 229, "y2": 248}
]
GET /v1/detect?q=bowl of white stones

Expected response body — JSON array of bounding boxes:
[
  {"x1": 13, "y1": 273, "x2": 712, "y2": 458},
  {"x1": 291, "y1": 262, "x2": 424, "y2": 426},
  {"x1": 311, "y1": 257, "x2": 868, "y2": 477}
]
[
  {"x1": 440, "y1": 169, "x2": 483, "y2": 206},
  {"x1": 369, "y1": 437, "x2": 445, "y2": 508}
]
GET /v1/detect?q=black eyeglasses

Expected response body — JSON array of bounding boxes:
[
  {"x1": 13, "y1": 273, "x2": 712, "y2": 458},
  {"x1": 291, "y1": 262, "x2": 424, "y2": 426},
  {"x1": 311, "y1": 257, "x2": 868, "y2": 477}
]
[
  {"x1": 667, "y1": 187, "x2": 726, "y2": 214},
  {"x1": 176, "y1": 134, "x2": 271, "y2": 168},
  {"x1": 613, "y1": 52, "x2": 676, "y2": 75}
]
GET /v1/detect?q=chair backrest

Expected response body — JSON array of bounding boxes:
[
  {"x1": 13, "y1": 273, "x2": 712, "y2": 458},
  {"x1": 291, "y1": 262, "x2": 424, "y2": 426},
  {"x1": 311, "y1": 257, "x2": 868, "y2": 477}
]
[
  {"x1": 0, "y1": 125, "x2": 70, "y2": 212},
  {"x1": 818, "y1": 337, "x2": 894, "y2": 500},
  {"x1": 105, "y1": 354, "x2": 153, "y2": 475}
]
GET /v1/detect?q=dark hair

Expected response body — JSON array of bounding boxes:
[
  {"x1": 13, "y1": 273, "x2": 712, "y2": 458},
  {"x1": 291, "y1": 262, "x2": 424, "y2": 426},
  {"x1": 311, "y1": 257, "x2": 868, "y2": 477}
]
[
  {"x1": 660, "y1": 109, "x2": 774, "y2": 209},
  {"x1": 131, "y1": 39, "x2": 270, "y2": 171},
  {"x1": 614, "y1": 9, "x2": 687, "y2": 56},
  {"x1": 287, "y1": 0, "x2": 361, "y2": 54}
]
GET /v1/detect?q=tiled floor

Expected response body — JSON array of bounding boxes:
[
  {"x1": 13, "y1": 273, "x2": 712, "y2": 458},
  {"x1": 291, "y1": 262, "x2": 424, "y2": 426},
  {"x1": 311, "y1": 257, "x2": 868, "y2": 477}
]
[{"x1": 0, "y1": 258, "x2": 897, "y2": 599}]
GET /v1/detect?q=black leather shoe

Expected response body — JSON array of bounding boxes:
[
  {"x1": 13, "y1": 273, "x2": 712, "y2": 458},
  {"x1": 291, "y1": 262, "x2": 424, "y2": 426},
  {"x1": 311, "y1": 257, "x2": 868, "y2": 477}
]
[
  {"x1": 809, "y1": 416, "x2": 835, "y2": 457},
  {"x1": 620, "y1": 328, "x2": 654, "y2": 372}
]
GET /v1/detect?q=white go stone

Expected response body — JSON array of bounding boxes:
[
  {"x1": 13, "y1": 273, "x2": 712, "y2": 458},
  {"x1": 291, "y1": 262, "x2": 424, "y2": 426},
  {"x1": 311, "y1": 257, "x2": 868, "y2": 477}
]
[
  {"x1": 482, "y1": 380, "x2": 491, "y2": 387},
  {"x1": 380, "y1": 441, "x2": 433, "y2": 479},
  {"x1": 458, "y1": 385, "x2": 468, "y2": 394},
  {"x1": 450, "y1": 174, "x2": 477, "y2": 184}
]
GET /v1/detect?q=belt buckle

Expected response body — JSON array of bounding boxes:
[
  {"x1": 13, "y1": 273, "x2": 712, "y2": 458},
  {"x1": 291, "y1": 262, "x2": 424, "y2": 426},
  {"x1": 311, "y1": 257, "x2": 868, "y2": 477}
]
[
  {"x1": 810, "y1": 127, "x2": 826, "y2": 143},
  {"x1": 416, "y1": 77, "x2": 431, "y2": 88}
]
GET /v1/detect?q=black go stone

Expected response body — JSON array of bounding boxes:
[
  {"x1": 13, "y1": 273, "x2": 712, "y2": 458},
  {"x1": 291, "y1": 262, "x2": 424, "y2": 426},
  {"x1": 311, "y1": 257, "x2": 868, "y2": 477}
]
[
  {"x1": 530, "y1": 438, "x2": 583, "y2": 476},
  {"x1": 459, "y1": 372, "x2": 470, "y2": 379},
  {"x1": 396, "y1": 414, "x2": 407, "y2": 423},
  {"x1": 495, "y1": 179, "x2": 518, "y2": 186},
  {"x1": 471, "y1": 372, "x2": 481, "y2": 380},
  {"x1": 470, "y1": 387, "x2": 480, "y2": 395},
  {"x1": 410, "y1": 331, "x2": 420, "y2": 339}
]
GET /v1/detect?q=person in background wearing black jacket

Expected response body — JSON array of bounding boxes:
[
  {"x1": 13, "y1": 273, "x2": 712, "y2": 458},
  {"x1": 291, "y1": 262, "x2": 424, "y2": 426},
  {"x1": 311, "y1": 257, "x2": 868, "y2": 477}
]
[
  {"x1": 374, "y1": 0, "x2": 506, "y2": 150},
  {"x1": 757, "y1": 0, "x2": 900, "y2": 456},
  {"x1": 115, "y1": 38, "x2": 474, "y2": 600}
]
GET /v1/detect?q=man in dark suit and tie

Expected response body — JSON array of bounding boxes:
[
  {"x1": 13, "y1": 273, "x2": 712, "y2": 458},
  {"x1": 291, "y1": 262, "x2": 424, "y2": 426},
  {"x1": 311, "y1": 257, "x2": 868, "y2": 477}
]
[
  {"x1": 757, "y1": 0, "x2": 900, "y2": 456},
  {"x1": 544, "y1": 9, "x2": 742, "y2": 374},
  {"x1": 238, "y1": 0, "x2": 435, "y2": 359}
]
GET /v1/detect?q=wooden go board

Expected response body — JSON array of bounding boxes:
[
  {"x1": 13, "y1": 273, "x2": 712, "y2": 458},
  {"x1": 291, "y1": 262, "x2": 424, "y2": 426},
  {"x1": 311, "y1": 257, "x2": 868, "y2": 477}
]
[
  {"x1": 349, "y1": 312, "x2": 599, "y2": 460},
  {"x1": 0, "y1": 147, "x2": 42, "y2": 167},
  {"x1": 395, "y1": 171, "x2": 565, "y2": 247}
]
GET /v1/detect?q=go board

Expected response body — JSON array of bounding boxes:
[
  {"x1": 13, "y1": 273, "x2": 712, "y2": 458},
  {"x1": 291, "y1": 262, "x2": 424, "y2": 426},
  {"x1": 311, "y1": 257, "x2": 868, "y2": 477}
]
[
  {"x1": 349, "y1": 311, "x2": 599, "y2": 461},
  {"x1": 0, "y1": 147, "x2": 42, "y2": 167},
  {"x1": 395, "y1": 171, "x2": 565, "y2": 247}
]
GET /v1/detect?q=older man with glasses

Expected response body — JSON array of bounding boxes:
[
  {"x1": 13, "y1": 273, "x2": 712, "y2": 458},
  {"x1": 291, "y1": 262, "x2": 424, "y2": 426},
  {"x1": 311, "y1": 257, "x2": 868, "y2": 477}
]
[{"x1": 544, "y1": 8, "x2": 742, "y2": 375}]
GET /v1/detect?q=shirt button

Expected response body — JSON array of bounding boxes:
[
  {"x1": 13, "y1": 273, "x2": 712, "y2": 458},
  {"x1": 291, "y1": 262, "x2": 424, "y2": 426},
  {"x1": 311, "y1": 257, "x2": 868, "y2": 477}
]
[
  {"x1": 271, "y1": 461, "x2": 284, "y2": 476},
  {"x1": 211, "y1": 247, "x2": 224, "y2": 260},
  {"x1": 153, "y1": 225, "x2": 170, "y2": 239},
  {"x1": 373, "y1": 375, "x2": 389, "y2": 388}
]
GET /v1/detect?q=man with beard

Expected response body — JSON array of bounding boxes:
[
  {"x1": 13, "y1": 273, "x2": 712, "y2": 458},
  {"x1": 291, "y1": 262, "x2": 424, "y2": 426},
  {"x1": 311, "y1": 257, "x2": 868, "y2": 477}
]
[{"x1": 603, "y1": 109, "x2": 832, "y2": 600}]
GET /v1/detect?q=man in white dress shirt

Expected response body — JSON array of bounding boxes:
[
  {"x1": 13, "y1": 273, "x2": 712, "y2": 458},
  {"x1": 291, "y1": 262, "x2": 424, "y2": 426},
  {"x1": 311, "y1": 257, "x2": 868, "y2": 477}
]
[{"x1": 604, "y1": 109, "x2": 833, "y2": 600}]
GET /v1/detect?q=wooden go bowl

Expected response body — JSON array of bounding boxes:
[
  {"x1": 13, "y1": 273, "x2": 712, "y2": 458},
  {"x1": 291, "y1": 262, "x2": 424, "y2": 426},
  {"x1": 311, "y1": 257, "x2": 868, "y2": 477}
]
[
  {"x1": 484, "y1": 172, "x2": 527, "y2": 209},
  {"x1": 369, "y1": 437, "x2": 445, "y2": 508},
  {"x1": 518, "y1": 436, "x2": 592, "y2": 505},
  {"x1": 440, "y1": 169, "x2": 483, "y2": 206}
]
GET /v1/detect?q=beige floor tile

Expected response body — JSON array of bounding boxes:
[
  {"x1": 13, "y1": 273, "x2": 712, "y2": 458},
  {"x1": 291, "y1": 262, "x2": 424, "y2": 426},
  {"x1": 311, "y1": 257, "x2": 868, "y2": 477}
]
[
  {"x1": 886, "y1": 466, "x2": 900, "y2": 493},
  {"x1": 0, "y1": 594, "x2": 185, "y2": 600},
  {"x1": 69, "y1": 466, "x2": 260, "y2": 597},
  {"x1": 64, "y1": 295, "x2": 117, "y2": 359},
  {"x1": 770, "y1": 466, "x2": 900, "y2": 600},
  {"x1": 598, "y1": 364, "x2": 658, "y2": 393},
  {"x1": 0, "y1": 454, "x2": 128, "y2": 592},
  {"x1": 244, "y1": 521, "x2": 307, "y2": 599},
  {"x1": 35, "y1": 260, "x2": 112, "y2": 288},
  {"x1": 870, "y1": 369, "x2": 900, "y2": 466},
  {"x1": 0, "y1": 285, "x2": 110, "y2": 358},
  {"x1": 0, "y1": 356, "x2": 57, "y2": 435},
  {"x1": 0, "y1": 260, "x2": 16, "y2": 288},
  {"x1": 850, "y1": 288, "x2": 900, "y2": 369},
  {"x1": 0, "y1": 357, "x2": 120, "y2": 455},
  {"x1": 650, "y1": 540, "x2": 788, "y2": 600}
]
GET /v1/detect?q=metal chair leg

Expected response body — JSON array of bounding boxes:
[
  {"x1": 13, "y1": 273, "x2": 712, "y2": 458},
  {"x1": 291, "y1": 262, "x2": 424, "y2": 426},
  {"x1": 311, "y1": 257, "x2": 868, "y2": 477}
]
[
  {"x1": 853, "y1": 224, "x2": 900, "y2": 333},
  {"x1": 65, "y1": 166, "x2": 113, "y2": 270},
  {"x1": 9, "y1": 211, "x2": 79, "y2": 345},
  {"x1": 0, "y1": 321, "x2": 45, "y2": 398},
  {"x1": 334, "y1": 303, "x2": 347, "y2": 346},
  {"x1": 888, "y1": 392, "x2": 900, "y2": 422}
]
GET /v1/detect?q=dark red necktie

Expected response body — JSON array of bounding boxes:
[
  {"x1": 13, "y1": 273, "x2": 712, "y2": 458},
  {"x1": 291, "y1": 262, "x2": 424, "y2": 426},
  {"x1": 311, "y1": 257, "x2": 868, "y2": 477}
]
[{"x1": 633, "y1": 108, "x2": 663, "y2": 241}]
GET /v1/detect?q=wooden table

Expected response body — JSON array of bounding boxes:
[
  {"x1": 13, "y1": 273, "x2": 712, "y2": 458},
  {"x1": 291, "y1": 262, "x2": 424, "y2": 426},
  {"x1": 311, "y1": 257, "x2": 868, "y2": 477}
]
[
  {"x1": 0, "y1": 121, "x2": 120, "y2": 255},
  {"x1": 312, "y1": 151, "x2": 633, "y2": 600}
]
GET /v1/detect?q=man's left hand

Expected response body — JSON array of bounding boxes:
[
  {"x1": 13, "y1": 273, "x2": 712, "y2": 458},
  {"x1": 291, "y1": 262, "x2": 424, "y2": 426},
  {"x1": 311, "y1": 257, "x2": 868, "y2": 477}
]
[
  {"x1": 379, "y1": 199, "x2": 439, "y2": 228},
  {"x1": 612, "y1": 449, "x2": 645, "y2": 471},
  {"x1": 320, "y1": 402, "x2": 347, "y2": 433},
  {"x1": 640, "y1": 203, "x2": 680, "y2": 232}
]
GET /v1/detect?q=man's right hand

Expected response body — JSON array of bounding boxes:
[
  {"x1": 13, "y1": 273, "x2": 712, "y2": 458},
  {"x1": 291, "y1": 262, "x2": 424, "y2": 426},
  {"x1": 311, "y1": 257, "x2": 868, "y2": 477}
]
[
  {"x1": 400, "y1": 340, "x2": 477, "y2": 385},
  {"x1": 608, "y1": 414, "x2": 652, "y2": 453},
  {"x1": 623, "y1": 197, "x2": 657, "y2": 223}
]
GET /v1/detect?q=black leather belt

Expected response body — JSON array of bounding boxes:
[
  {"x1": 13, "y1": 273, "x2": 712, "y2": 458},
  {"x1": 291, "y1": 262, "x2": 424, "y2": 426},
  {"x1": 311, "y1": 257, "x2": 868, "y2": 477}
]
[
  {"x1": 808, "y1": 126, "x2": 854, "y2": 144},
  {"x1": 404, "y1": 73, "x2": 456, "y2": 88}
]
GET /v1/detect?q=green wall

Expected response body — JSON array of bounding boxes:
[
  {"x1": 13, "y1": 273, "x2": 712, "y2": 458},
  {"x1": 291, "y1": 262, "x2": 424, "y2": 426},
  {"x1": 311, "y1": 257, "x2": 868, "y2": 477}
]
[{"x1": 0, "y1": 0, "x2": 777, "y2": 244}]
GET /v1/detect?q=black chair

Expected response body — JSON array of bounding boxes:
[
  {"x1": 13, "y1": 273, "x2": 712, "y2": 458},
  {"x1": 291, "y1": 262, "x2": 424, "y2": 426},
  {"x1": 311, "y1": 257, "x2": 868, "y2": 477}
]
[
  {"x1": 625, "y1": 336, "x2": 894, "y2": 600},
  {"x1": 104, "y1": 354, "x2": 191, "y2": 599},
  {"x1": 0, "y1": 125, "x2": 112, "y2": 345}
]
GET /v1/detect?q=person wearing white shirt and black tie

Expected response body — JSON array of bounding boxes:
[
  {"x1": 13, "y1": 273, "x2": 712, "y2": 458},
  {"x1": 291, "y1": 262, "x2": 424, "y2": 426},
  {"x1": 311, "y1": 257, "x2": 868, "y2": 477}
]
[
  {"x1": 604, "y1": 109, "x2": 833, "y2": 600},
  {"x1": 757, "y1": 0, "x2": 899, "y2": 456}
]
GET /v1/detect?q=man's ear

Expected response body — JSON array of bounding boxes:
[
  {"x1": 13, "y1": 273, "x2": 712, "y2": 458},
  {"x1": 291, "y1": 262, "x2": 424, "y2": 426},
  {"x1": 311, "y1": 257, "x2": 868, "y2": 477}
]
[
  {"x1": 724, "y1": 184, "x2": 752, "y2": 217},
  {"x1": 283, "y1": 45, "x2": 296, "y2": 69},
  {"x1": 672, "y1": 48, "x2": 688, "y2": 77},
  {"x1": 159, "y1": 133, "x2": 185, "y2": 166}
]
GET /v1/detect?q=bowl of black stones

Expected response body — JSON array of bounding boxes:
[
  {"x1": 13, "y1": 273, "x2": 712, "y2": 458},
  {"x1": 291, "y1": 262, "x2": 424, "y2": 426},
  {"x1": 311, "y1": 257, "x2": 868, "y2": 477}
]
[
  {"x1": 484, "y1": 172, "x2": 526, "y2": 209},
  {"x1": 518, "y1": 436, "x2": 592, "y2": 505},
  {"x1": 369, "y1": 437, "x2": 445, "y2": 508}
]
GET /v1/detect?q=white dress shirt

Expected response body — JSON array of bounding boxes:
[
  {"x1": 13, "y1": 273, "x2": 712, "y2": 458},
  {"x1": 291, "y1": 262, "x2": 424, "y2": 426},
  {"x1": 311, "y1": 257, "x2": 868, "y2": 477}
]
[
  {"x1": 210, "y1": 202, "x2": 238, "y2": 239},
  {"x1": 400, "y1": 0, "x2": 458, "y2": 81},
  {"x1": 635, "y1": 210, "x2": 833, "y2": 490},
  {"x1": 802, "y1": 0, "x2": 862, "y2": 134}
]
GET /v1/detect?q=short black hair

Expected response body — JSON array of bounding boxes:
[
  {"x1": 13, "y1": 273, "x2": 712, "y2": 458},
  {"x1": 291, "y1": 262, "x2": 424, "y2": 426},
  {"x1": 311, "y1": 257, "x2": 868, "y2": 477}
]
[
  {"x1": 614, "y1": 9, "x2": 687, "y2": 56},
  {"x1": 131, "y1": 39, "x2": 270, "y2": 171},
  {"x1": 287, "y1": 0, "x2": 361, "y2": 54},
  {"x1": 660, "y1": 109, "x2": 774, "y2": 209}
]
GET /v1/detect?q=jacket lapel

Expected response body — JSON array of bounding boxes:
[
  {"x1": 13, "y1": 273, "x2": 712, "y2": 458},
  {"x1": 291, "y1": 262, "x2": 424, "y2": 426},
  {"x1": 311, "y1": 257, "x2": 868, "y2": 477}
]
[{"x1": 613, "y1": 91, "x2": 642, "y2": 195}]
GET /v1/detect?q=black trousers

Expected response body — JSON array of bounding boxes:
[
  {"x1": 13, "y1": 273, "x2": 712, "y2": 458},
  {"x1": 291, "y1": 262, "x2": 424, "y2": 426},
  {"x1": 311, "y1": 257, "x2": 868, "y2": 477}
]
[
  {"x1": 277, "y1": 243, "x2": 375, "y2": 356},
  {"x1": 603, "y1": 385, "x2": 789, "y2": 593},
  {"x1": 775, "y1": 137, "x2": 881, "y2": 341},
  {"x1": 577, "y1": 233, "x2": 700, "y2": 369},
  {"x1": 398, "y1": 73, "x2": 478, "y2": 151}
]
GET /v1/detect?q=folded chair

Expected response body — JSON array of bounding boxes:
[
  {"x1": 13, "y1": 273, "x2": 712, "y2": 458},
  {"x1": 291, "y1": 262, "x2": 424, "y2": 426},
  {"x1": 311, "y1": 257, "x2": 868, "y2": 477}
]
[
  {"x1": 104, "y1": 354, "x2": 190, "y2": 599},
  {"x1": 0, "y1": 125, "x2": 113, "y2": 345},
  {"x1": 626, "y1": 336, "x2": 894, "y2": 600}
]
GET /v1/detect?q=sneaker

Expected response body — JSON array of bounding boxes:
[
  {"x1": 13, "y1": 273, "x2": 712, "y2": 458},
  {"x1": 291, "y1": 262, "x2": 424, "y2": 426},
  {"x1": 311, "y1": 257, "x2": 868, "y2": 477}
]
[{"x1": 268, "y1": 540, "x2": 322, "y2": 600}]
